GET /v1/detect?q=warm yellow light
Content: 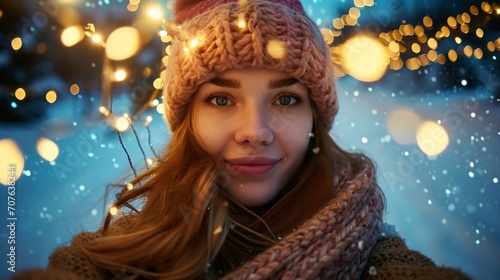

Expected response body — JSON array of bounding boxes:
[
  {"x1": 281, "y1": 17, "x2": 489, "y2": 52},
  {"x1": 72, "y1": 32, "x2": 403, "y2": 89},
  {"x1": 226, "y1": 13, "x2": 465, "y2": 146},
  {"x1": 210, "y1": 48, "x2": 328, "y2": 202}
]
[
  {"x1": 392, "y1": 30, "x2": 403, "y2": 41},
  {"x1": 417, "y1": 121, "x2": 449, "y2": 156},
  {"x1": 126, "y1": 183, "x2": 133, "y2": 190},
  {"x1": 91, "y1": 34, "x2": 102, "y2": 43},
  {"x1": 411, "y1": 43, "x2": 421, "y2": 53},
  {"x1": 99, "y1": 106, "x2": 110, "y2": 116},
  {"x1": 470, "y1": 5, "x2": 479, "y2": 15},
  {"x1": 460, "y1": 24, "x2": 469, "y2": 34},
  {"x1": 414, "y1": 25, "x2": 424, "y2": 36},
  {"x1": 46, "y1": 90, "x2": 57, "y2": 103},
  {"x1": 109, "y1": 206, "x2": 119, "y2": 216},
  {"x1": 150, "y1": 99, "x2": 159, "y2": 107},
  {"x1": 70, "y1": 84, "x2": 80, "y2": 95},
  {"x1": 447, "y1": 16, "x2": 457, "y2": 28},
  {"x1": 106, "y1": 27, "x2": 141, "y2": 60},
  {"x1": 354, "y1": 0, "x2": 364, "y2": 8},
  {"x1": 156, "y1": 103, "x2": 165, "y2": 115},
  {"x1": 0, "y1": 139, "x2": 24, "y2": 185},
  {"x1": 462, "y1": 12, "x2": 471, "y2": 23},
  {"x1": 476, "y1": 28, "x2": 484, "y2": 38},
  {"x1": 423, "y1": 16, "x2": 433, "y2": 28},
  {"x1": 127, "y1": 4, "x2": 138, "y2": 12},
  {"x1": 481, "y1": 2, "x2": 493, "y2": 14},
  {"x1": 144, "y1": 115, "x2": 153, "y2": 126},
  {"x1": 406, "y1": 57, "x2": 420, "y2": 70},
  {"x1": 455, "y1": 37, "x2": 462, "y2": 44},
  {"x1": 332, "y1": 18, "x2": 344, "y2": 29},
  {"x1": 148, "y1": 7, "x2": 163, "y2": 19},
  {"x1": 11, "y1": 37, "x2": 22, "y2": 50},
  {"x1": 237, "y1": 14, "x2": 246, "y2": 29},
  {"x1": 114, "y1": 69, "x2": 127, "y2": 81},
  {"x1": 464, "y1": 45, "x2": 473, "y2": 57},
  {"x1": 165, "y1": 45, "x2": 172, "y2": 55},
  {"x1": 130, "y1": 0, "x2": 140, "y2": 5},
  {"x1": 437, "y1": 54, "x2": 446, "y2": 64},
  {"x1": 427, "y1": 50, "x2": 438, "y2": 62},
  {"x1": 266, "y1": 39, "x2": 286, "y2": 59},
  {"x1": 320, "y1": 28, "x2": 334, "y2": 45},
  {"x1": 189, "y1": 39, "x2": 199, "y2": 48},
  {"x1": 341, "y1": 35, "x2": 389, "y2": 82},
  {"x1": 389, "y1": 58, "x2": 403, "y2": 70},
  {"x1": 487, "y1": 41, "x2": 495, "y2": 52},
  {"x1": 388, "y1": 41, "x2": 400, "y2": 52},
  {"x1": 363, "y1": 0, "x2": 374, "y2": 7},
  {"x1": 448, "y1": 49, "x2": 458, "y2": 62},
  {"x1": 386, "y1": 108, "x2": 422, "y2": 145},
  {"x1": 345, "y1": 15, "x2": 357, "y2": 26},
  {"x1": 153, "y1": 78, "x2": 164, "y2": 89},
  {"x1": 473, "y1": 48, "x2": 483, "y2": 59},
  {"x1": 417, "y1": 34, "x2": 427, "y2": 43},
  {"x1": 115, "y1": 116, "x2": 130, "y2": 132},
  {"x1": 61, "y1": 26, "x2": 85, "y2": 47},
  {"x1": 427, "y1": 38, "x2": 438, "y2": 49},
  {"x1": 349, "y1": 8, "x2": 361, "y2": 19},
  {"x1": 15, "y1": 88, "x2": 26, "y2": 100},
  {"x1": 441, "y1": 26, "x2": 450, "y2": 37},
  {"x1": 36, "y1": 137, "x2": 59, "y2": 162}
]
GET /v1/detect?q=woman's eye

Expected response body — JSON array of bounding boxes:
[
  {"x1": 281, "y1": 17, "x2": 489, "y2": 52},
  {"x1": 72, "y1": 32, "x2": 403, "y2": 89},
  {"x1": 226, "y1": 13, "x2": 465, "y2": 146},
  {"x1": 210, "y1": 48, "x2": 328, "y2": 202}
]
[
  {"x1": 275, "y1": 95, "x2": 299, "y2": 106},
  {"x1": 209, "y1": 96, "x2": 232, "y2": 106}
]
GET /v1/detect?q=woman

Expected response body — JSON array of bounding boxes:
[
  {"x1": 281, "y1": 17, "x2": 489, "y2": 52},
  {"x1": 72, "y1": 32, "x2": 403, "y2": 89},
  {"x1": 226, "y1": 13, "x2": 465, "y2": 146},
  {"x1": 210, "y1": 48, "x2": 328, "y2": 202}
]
[{"x1": 17, "y1": 0, "x2": 470, "y2": 279}]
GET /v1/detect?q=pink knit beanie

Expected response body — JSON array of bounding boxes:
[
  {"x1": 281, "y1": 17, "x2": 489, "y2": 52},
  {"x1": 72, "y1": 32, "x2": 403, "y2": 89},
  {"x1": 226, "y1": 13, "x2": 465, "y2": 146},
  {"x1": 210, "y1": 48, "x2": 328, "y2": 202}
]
[{"x1": 163, "y1": 0, "x2": 337, "y2": 132}]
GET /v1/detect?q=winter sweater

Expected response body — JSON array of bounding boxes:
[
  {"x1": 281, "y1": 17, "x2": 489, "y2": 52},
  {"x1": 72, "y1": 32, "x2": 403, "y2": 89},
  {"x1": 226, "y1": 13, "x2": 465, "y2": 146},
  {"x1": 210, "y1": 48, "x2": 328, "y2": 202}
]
[{"x1": 13, "y1": 162, "x2": 471, "y2": 279}]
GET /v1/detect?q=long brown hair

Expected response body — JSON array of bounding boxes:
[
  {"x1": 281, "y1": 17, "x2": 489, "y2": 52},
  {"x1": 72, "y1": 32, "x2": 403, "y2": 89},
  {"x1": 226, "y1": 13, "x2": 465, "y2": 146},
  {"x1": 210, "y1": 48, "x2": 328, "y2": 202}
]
[{"x1": 74, "y1": 102, "x2": 377, "y2": 279}]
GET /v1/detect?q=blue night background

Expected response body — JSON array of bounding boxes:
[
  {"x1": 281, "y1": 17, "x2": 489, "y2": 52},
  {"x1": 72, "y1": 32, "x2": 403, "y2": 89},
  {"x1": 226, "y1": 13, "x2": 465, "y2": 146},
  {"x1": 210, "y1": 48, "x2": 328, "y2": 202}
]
[{"x1": 0, "y1": 0, "x2": 499, "y2": 279}]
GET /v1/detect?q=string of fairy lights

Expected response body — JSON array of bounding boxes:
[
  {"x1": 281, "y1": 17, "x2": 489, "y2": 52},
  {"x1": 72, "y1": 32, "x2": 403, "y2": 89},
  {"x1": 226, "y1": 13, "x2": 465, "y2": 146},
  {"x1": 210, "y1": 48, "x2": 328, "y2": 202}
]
[
  {"x1": 2, "y1": 0, "x2": 499, "y2": 190},
  {"x1": 321, "y1": 1, "x2": 500, "y2": 78}
]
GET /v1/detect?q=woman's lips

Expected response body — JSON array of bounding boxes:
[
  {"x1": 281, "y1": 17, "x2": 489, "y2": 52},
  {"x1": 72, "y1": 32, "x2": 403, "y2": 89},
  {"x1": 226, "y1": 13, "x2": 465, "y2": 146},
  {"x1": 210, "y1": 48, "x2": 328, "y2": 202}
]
[{"x1": 224, "y1": 157, "x2": 280, "y2": 176}]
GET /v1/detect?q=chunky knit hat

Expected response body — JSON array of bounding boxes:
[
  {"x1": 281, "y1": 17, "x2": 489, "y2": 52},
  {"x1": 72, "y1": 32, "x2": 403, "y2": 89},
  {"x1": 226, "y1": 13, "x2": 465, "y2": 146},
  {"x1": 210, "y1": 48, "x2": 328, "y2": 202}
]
[{"x1": 162, "y1": 0, "x2": 337, "y2": 131}]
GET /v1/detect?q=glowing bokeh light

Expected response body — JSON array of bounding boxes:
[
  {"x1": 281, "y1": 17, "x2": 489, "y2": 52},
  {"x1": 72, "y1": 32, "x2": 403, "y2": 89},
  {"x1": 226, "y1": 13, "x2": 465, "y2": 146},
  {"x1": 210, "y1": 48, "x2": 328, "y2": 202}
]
[
  {"x1": 148, "y1": 7, "x2": 163, "y2": 19},
  {"x1": 153, "y1": 78, "x2": 164, "y2": 89},
  {"x1": 70, "y1": 84, "x2": 80, "y2": 95},
  {"x1": 15, "y1": 88, "x2": 26, "y2": 100},
  {"x1": 156, "y1": 103, "x2": 165, "y2": 115},
  {"x1": 36, "y1": 138, "x2": 60, "y2": 162},
  {"x1": 91, "y1": 34, "x2": 102, "y2": 43},
  {"x1": 416, "y1": 121, "x2": 450, "y2": 156},
  {"x1": 46, "y1": 90, "x2": 57, "y2": 103},
  {"x1": 0, "y1": 139, "x2": 24, "y2": 185},
  {"x1": 386, "y1": 108, "x2": 422, "y2": 145},
  {"x1": 99, "y1": 106, "x2": 110, "y2": 116},
  {"x1": 266, "y1": 40, "x2": 286, "y2": 59},
  {"x1": 341, "y1": 35, "x2": 390, "y2": 82},
  {"x1": 61, "y1": 26, "x2": 85, "y2": 47},
  {"x1": 114, "y1": 69, "x2": 127, "y2": 81},
  {"x1": 105, "y1": 27, "x2": 141, "y2": 60},
  {"x1": 115, "y1": 116, "x2": 130, "y2": 132},
  {"x1": 11, "y1": 37, "x2": 22, "y2": 50},
  {"x1": 109, "y1": 206, "x2": 119, "y2": 216}
]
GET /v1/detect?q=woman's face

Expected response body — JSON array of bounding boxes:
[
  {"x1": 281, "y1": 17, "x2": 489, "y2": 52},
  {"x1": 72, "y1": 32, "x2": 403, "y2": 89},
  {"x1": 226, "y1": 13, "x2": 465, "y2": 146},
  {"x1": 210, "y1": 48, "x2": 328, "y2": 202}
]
[{"x1": 192, "y1": 68, "x2": 313, "y2": 207}]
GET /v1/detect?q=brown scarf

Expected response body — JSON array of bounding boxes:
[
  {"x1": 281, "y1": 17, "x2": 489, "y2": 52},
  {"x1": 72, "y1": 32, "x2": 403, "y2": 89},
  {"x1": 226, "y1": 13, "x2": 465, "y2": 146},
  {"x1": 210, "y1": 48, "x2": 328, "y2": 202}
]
[{"x1": 223, "y1": 162, "x2": 384, "y2": 279}]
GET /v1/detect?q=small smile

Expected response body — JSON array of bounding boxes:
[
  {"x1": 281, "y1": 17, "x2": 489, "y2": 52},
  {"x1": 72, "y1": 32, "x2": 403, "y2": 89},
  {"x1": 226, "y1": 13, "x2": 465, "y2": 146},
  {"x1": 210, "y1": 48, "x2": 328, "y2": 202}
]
[{"x1": 224, "y1": 157, "x2": 280, "y2": 177}]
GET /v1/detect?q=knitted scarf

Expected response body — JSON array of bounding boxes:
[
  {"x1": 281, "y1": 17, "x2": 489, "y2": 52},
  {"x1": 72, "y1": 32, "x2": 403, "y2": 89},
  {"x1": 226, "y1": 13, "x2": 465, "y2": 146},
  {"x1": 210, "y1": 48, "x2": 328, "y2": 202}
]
[{"x1": 223, "y1": 162, "x2": 384, "y2": 279}]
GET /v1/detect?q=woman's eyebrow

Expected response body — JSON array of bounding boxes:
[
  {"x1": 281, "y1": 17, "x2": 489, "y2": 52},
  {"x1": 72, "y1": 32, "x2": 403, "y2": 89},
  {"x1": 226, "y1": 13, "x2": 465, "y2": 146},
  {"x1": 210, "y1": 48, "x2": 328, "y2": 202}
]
[
  {"x1": 207, "y1": 77, "x2": 241, "y2": 88},
  {"x1": 268, "y1": 77, "x2": 299, "y2": 89}
]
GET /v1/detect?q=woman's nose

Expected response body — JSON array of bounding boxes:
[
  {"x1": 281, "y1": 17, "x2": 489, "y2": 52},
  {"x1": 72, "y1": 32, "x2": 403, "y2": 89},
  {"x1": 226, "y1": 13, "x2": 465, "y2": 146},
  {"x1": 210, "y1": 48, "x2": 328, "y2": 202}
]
[{"x1": 234, "y1": 106, "x2": 274, "y2": 146}]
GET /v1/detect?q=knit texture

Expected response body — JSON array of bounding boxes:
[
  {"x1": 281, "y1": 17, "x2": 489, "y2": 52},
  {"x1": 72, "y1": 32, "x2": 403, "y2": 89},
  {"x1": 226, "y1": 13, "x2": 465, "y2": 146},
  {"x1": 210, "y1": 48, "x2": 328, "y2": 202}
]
[
  {"x1": 163, "y1": 0, "x2": 337, "y2": 131},
  {"x1": 221, "y1": 162, "x2": 383, "y2": 279},
  {"x1": 13, "y1": 172, "x2": 471, "y2": 279}
]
